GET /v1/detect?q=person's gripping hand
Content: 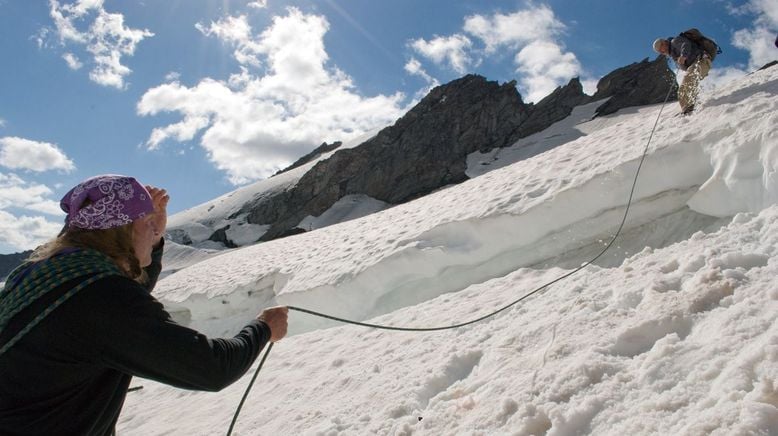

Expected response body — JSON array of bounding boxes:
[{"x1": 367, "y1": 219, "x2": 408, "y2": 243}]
[{"x1": 258, "y1": 306, "x2": 289, "y2": 342}]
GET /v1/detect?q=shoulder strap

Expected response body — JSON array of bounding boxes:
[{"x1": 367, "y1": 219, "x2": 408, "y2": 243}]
[{"x1": 0, "y1": 249, "x2": 122, "y2": 356}]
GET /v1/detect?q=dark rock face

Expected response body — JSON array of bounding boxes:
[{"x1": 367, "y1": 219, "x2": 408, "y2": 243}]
[
  {"x1": 592, "y1": 56, "x2": 678, "y2": 116},
  {"x1": 274, "y1": 141, "x2": 343, "y2": 176},
  {"x1": 518, "y1": 78, "x2": 591, "y2": 136},
  {"x1": 0, "y1": 250, "x2": 32, "y2": 280},
  {"x1": 306, "y1": 75, "x2": 530, "y2": 203},
  {"x1": 204, "y1": 58, "x2": 680, "y2": 246},
  {"x1": 758, "y1": 60, "x2": 777, "y2": 71},
  {"x1": 209, "y1": 226, "x2": 238, "y2": 248},
  {"x1": 168, "y1": 229, "x2": 193, "y2": 245},
  {"x1": 241, "y1": 74, "x2": 531, "y2": 242},
  {"x1": 240, "y1": 188, "x2": 295, "y2": 231}
]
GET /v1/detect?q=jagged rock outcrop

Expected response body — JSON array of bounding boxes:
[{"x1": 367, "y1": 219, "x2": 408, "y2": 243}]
[
  {"x1": 274, "y1": 141, "x2": 342, "y2": 176},
  {"x1": 518, "y1": 77, "x2": 591, "y2": 136},
  {"x1": 242, "y1": 75, "x2": 530, "y2": 241},
  {"x1": 194, "y1": 58, "x2": 680, "y2": 246},
  {"x1": 592, "y1": 56, "x2": 678, "y2": 116},
  {"x1": 209, "y1": 226, "x2": 238, "y2": 248},
  {"x1": 759, "y1": 60, "x2": 777, "y2": 71}
]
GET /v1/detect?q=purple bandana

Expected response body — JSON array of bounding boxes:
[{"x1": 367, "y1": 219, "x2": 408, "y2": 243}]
[{"x1": 60, "y1": 175, "x2": 154, "y2": 230}]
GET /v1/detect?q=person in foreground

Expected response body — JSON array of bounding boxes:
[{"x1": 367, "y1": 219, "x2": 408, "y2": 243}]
[
  {"x1": 653, "y1": 29, "x2": 716, "y2": 115},
  {"x1": 0, "y1": 174, "x2": 288, "y2": 436}
]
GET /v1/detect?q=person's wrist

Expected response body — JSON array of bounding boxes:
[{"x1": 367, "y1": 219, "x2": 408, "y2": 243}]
[{"x1": 256, "y1": 318, "x2": 273, "y2": 339}]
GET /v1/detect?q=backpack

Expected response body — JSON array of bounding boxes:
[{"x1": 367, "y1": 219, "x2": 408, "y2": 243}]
[{"x1": 680, "y1": 28, "x2": 722, "y2": 61}]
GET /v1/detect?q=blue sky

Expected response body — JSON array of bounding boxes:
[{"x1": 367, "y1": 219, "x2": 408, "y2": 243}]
[{"x1": 0, "y1": 0, "x2": 776, "y2": 253}]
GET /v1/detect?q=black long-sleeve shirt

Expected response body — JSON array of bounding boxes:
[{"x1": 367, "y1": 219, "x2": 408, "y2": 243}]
[{"x1": 0, "y1": 243, "x2": 271, "y2": 436}]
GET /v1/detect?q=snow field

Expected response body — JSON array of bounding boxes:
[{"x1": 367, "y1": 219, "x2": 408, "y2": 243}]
[
  {"x1": 297, "y1": 194, "x2": 391, "y2": 232},
  {"x1": 121, "y1": 206, "x2": 778, "y2": 435},
  {"x1": 155, "y1": 69, "x2": 765, "y2": 337},
  {"x1": 120, "y1": 66, "x2": 778, "y2": 434}
]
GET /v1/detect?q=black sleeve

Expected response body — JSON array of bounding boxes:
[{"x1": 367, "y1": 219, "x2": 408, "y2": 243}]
[
  {"x1": 76, "y1": 276, "x2": 271, "y2": 392},
  {"x1": 142, "y1": 238, "x2": 165, "y2": 293}
]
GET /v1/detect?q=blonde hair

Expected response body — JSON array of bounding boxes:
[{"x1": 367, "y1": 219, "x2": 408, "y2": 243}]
[{"x1": 29, "y1": 223, "x2": 146, "y2": 282}]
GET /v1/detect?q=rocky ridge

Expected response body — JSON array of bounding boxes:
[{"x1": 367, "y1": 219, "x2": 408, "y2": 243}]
[{"x1": 180, "y1": 56, "x2": 679, "y2": 246}]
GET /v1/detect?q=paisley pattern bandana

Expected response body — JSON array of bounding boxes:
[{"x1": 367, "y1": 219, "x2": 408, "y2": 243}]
[{"x1": 60, "y1": 175, "x2": 154, "y2": 230}]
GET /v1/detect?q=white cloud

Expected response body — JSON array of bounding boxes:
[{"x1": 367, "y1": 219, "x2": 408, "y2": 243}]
[
  {"x1": 165, "y1": 71, "x2": 181, "y2": 82},
  {"x1": 196, "y1": 15, "x2": 263, "y2": 67},
  {"x1": 406, "y1": 5, "x2": 586, "y2": 103},
  {"x1": 467, "y1": 7, "x2": 582, "y2": 102},
  {"x1": 0, "y1": 173, "x2": 53, "y2": 209},
  {"x1": 0, "y1": 172, "x2": 64, "y2": 250},
  {"x1": 581, "y1": 79, "x2": 598, "y2": 96},
  {"x1": 26, "y1": 200, "x2": 65, "y2": 216},
  {"x1": 248, "y1": 0, "x2": 268, "y2": 9},
  {"x1": 744, "y1": 0, "x2": 778, "y2": 25},
  {"x1": 404, "y1": 58, "x2": 441, "y2": 102},
  {"x1": 463, "y1": 5, "x2": 565, "y2": 53},
  {"x1": 0, "y1": 137, "x2": 76, "y2": 173},
  {"x1": 35, "y1": 27, "x2": 53, "y2": 49},
  {"x1": 701, "y1": 66, "x2": 749, "y2": 93},
  {"x1": 139, "y1": 8, "x2": 407, "y2": 184},
  {"x1": 733, "y1": 27, "x2": 777, "y2": 70},
  {"x1": 62, "y1": 52, "x2": 83, "y2": 69},
  {"x1": 404, "y1": 57, "x2": 437, "y2": 86},
  {"x1": 515, "y1": 39, "x2": 583, "y2": 102},
  {"x1": 0, "y1": 210, "x2": 62, "y2": 252},
  {"x1": 0, "y1": 118, "x2": 5, "y2": 128},
  {"x1": 731, "y1": 0, "x2": 778, "y2": 70},
  {"x1": 48, "y1": 0, "x2": 153, "y2": 89},
  {"x1": 410, "y1": 34, "x2": 473, "y2": 73}
]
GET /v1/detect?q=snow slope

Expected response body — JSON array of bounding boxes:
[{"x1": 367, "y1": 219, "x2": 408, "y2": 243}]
[{"x1": 120, "y1": 66, "x2": 778, "y2": 435}]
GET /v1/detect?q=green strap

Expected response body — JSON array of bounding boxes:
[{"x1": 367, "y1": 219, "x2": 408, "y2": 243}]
[
  {"x1": 0, "y1": 249, "x2": 122, "y2": 357},
  {"x1": 0, "y1": 272, "x2": 116, "y2": 356}
]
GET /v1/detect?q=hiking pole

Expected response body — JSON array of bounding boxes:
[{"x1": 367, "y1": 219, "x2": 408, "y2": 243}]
[{"x1": 226, "y1": 342, "x2": 273, "y2": 436}]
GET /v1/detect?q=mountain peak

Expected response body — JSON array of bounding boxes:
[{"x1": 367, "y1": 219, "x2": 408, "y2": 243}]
[
  {"x1": 592, "y1": 56, "x2": 677, "y2": 116},
  {"x1": 168, "y1": 56, "x2": 685, "y2": 248}
]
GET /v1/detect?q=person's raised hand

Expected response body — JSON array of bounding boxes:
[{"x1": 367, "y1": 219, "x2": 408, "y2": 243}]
[
  {"x1": 145, "y1": 186, "x2": 169, "y2": 246},
  {"x1": 258, "y1": 306, "x2": 289, "y2": 342}
]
